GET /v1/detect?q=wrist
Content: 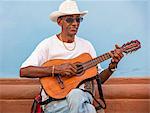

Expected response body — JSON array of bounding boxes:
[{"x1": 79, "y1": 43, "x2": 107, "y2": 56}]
[
  {"x1": 51, "y1": 65, "x2": 55, "y2": 77},
  {"x1": 108, "y1": 62, "x2": 117, "y2": 72},
  {"x1": 108, "y1": 67, "x2": 116, "y2": 72}
]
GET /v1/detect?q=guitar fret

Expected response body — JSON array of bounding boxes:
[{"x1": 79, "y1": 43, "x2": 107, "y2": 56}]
[
  {"x1": 102, "y1": 54, "x2": 106, "y2": 61},
  {"x1": 106, "y1": 53, "x2": 110, "y2": 58}
]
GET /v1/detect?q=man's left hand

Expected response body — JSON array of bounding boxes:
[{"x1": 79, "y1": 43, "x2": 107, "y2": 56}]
[{"x1": 109, "y1": 44, "x2": 124, "y2": 69}]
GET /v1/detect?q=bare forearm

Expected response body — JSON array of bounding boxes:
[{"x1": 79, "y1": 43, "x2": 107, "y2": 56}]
[
  {"x1": 20, "y1": 63, "x2": 78, "y2": 78},
  {"x1": 98, "y1": 68, "x2": 113, "y2": 84},
  {"x1": 20, "y1": 66, "x2": 53, "y2": 78}
]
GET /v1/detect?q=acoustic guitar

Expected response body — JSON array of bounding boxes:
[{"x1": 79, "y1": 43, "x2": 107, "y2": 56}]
[{"x1": 40, "y1": 40, "x2": 141, "y2": 99}]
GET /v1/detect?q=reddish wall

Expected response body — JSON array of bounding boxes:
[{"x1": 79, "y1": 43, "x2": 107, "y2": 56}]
[{"x1": 0, "y1": 78, "x2": 150, "y2": 113}]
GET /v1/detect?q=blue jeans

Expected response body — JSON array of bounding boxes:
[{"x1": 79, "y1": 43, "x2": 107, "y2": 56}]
[{"x1": 44, "y1": 89, "x2": 97, "y2": 113}]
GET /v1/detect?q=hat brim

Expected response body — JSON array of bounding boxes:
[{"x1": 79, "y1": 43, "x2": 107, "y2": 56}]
[{"x1": 50, "y1": 11, "x2": 88, "y2": 22}]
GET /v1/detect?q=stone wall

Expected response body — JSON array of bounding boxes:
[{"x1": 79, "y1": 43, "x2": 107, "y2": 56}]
[{"x1": 0, "y1": 78, "x2": 150, "y2": 113}]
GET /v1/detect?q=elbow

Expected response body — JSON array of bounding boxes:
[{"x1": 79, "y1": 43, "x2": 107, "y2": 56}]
[{"x1": 20, "y1": 68, "x2": 26, "y2": 78}]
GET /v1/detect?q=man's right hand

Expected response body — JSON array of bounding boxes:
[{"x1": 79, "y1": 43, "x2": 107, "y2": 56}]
[{"x1": 54, "y1": 63, "x2": 78, "y2": 77}]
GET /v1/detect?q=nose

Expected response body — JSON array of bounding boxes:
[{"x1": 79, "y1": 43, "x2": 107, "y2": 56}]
[{"x1": 72, "y1": 19, "x2": 79, "y2": 26}]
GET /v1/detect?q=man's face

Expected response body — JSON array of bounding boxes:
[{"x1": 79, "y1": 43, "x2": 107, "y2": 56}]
[{"x1": 59, "y1": 14, "x2": 83, "y2": 36}]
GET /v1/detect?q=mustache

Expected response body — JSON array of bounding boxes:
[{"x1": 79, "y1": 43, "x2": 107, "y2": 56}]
[{"x1": 70, "y1": 27, "x2": 78, "y2": 30}]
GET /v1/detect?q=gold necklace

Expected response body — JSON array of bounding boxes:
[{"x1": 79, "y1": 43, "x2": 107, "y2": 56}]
[{"x1": 59, "y1": 35, "x2": 76, "y2": 51}]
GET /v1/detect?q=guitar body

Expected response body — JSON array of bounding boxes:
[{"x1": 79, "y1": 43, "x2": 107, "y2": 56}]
[{"x1": 40, "y1": 53, "x2": 98, "y2": 99}]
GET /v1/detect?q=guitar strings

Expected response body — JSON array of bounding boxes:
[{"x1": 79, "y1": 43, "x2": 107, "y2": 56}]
[{"x1": 76, "y1": 53, "x2": 111, "y2": 73}]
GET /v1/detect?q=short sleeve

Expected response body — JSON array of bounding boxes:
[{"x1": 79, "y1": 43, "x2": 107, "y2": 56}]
[{"x1": 21, "y1": 39, "x2": 49, "y2": 68}]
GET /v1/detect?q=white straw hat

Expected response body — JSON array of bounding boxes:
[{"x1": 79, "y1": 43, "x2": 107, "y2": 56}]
[{"x1": 50, "y1": 0, "x2": 88, "y2": 22}]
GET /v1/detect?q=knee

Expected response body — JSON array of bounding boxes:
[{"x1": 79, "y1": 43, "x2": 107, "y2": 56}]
[
  {"x1": 67, "y1": 89, "x2": 83, "y2": 98},
  {"x1": 67, "y1": 89, "x2": 85, "y2": 104}
]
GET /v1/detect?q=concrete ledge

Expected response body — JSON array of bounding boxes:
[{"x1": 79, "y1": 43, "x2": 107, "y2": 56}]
[
  {"x1": 0, "y1": 77, "x2": 150, "y2": 113},
  {"x1": 96, "y1": 84, "x2": 150, "y2": 99},
  {"x1": 105, "y1": 99, "x2": 150, "y2": 113}
]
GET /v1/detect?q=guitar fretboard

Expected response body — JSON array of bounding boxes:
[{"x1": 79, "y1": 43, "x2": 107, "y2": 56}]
[{"x1": 83, "y1": 52, "x2": 111, "y2": 70}]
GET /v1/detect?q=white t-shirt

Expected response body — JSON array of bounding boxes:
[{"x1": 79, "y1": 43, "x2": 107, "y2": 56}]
[{"x1": 21, "y1": 35, "x2": 103, "y2": 101}]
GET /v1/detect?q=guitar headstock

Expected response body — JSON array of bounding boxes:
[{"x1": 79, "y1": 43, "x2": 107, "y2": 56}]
[{"x1": 121, "y1": 40, "x2": 141, "y2": 54}]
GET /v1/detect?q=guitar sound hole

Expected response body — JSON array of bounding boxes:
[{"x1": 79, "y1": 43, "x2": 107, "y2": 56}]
[{"x1": 76, "y1": 64, "x2": 84, "y2": 74}]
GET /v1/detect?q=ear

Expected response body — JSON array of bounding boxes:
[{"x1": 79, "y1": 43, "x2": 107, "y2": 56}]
[{"x1": 57, "y1": 18, "x2": 63, "y2": 26}]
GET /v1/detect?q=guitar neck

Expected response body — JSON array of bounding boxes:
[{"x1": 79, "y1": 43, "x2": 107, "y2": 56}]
[{"x1": 83, "y1": 52, "x2": 111, "y2": 70}]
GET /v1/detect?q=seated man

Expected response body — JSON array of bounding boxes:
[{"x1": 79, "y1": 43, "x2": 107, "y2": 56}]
[{"x1": 20, "y1": 0, "x2": 123, "y2": 113}]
